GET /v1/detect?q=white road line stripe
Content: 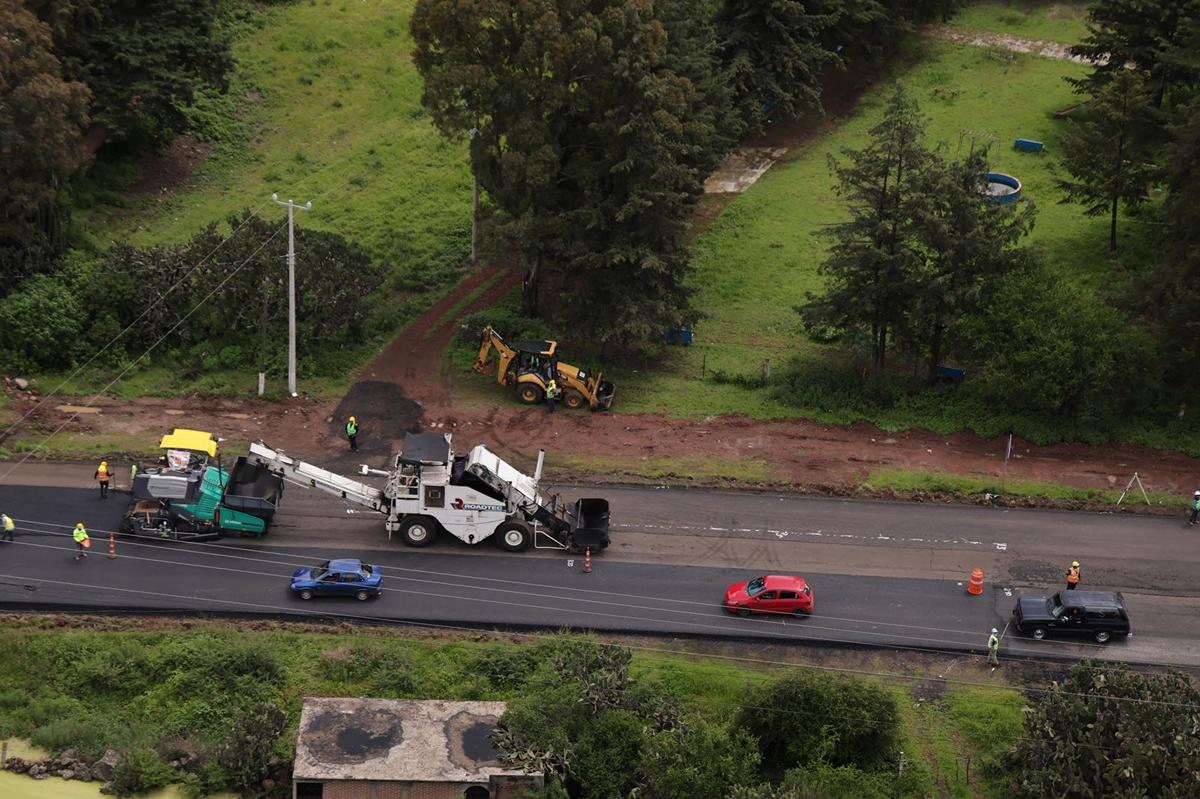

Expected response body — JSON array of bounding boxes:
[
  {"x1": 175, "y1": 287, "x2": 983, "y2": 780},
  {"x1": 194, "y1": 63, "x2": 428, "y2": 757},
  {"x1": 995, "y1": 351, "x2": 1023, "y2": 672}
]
[{"x1": 612, "y1": 522, "x2": 1006, "y2": 550}]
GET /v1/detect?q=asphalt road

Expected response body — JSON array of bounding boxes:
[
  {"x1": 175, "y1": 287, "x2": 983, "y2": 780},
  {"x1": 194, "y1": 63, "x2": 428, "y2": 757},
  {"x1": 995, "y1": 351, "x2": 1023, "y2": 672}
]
[{"x1": 1, "y1": 475, "x2": 1198, "y2": 668}]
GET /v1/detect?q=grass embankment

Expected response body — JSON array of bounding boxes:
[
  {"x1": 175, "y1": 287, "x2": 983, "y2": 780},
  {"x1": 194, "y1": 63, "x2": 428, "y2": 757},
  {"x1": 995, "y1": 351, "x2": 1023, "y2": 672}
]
[
  {"x1": 865, "y1": 468, "x2": 1183, "y2": 508},
  {"x1": 948, "y1": 0, "x2": 1090, "y2": 45},
  {"x1": 0, "y1": 621, "x2": 1024, "y2": 798},
  {"x1": 51, "y1": 0, "x2": 473, "y2": 401}
]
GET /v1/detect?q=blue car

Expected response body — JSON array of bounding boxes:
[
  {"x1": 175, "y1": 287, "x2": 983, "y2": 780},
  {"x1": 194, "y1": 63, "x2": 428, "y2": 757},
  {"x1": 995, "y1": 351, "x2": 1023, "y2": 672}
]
[{"x1": 290, "y1": 559, "x2": 382, "y2": 601}]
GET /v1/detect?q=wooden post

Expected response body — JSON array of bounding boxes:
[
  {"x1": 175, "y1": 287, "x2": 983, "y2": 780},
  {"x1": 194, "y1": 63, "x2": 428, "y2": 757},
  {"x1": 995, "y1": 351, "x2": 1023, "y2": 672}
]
[{"x1": 762, "y1": 359, "x2": 771, "y2": 382}]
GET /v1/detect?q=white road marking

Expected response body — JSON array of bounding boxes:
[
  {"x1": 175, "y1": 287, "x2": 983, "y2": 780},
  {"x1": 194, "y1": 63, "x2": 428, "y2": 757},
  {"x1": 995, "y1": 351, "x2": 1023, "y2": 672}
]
[{"x1": 614, "y1": 522, "x2": 1006, "y2": 550}]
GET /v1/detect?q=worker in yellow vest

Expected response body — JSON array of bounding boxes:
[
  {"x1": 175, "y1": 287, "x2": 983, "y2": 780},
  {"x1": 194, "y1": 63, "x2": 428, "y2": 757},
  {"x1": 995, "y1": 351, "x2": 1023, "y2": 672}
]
[
  {"x1": 94, "y1": 460, "x2": 110, "y2": 499},
  {"x1": 73, "y1": 523, "x2": 90, "y2": 560},
  {"x1": 346, "y1": 416, "x2": 359, "y2": 452},
  {"x1": 1, "y1": 513, "x2": 13, "y2": 543}
]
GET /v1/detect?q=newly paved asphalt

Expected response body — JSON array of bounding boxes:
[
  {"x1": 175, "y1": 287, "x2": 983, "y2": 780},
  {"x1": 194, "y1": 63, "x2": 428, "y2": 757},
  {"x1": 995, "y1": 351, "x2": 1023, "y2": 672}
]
[{"x1": 1, "y1": 474, "x2": 1197, "y2": 668}]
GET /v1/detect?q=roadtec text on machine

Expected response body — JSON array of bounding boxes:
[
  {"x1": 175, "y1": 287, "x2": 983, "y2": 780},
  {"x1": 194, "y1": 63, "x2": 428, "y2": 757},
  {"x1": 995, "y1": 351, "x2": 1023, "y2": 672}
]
[{"x1": 247, "y1": 432, "x2": 610, "y2": 552}]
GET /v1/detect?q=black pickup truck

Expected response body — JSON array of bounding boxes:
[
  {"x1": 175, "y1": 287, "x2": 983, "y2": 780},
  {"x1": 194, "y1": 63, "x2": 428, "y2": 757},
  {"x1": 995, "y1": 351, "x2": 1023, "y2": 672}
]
[{"x1": 1012, "y1": 590, "x2": 1131, "y2": 643}]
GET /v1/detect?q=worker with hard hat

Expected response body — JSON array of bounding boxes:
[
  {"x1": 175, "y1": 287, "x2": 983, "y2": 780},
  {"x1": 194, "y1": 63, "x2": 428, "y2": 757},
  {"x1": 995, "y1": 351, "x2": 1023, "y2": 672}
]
[
  {"x1": 73, "y1": 523, "x2": 90, "y2": 560},
  {"x1": 1067, "y1": 560, "x2": 1080, "y2": 590},
  {"x1": 94, "y1": 460, "x2": 110, "y2": 499},
  {"x1": 1190, "y1": 490, "x2": 1199, "y2": 526},
  {"x1": 986, "y1": 627, "x2": 1000, "y2": 667},
  {"x1": 345, "y1": 416, "x2": 359, "y2": 452}
]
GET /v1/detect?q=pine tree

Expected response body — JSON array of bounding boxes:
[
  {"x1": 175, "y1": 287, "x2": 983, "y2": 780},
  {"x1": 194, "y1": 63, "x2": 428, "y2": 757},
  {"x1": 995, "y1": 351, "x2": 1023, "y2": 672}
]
[
  {"x1": 1057, "y1": 70, "x2": 1156, "y2": 253},
  {"x1": 717, "y1": 0, "x2": 838, "y2": 130},
  {"x1": 0, "y1": 0, "x2": 90, "y2": 290},
  {"x1": 1070, "y1": 0, "x2": 1200, "y2": 110},
  {"x1": 801, "y1": 85, "x2": 933, "y2": 380},
  {"x1": 911, "y1": 147, "x2": 1035, "y2": 382}
]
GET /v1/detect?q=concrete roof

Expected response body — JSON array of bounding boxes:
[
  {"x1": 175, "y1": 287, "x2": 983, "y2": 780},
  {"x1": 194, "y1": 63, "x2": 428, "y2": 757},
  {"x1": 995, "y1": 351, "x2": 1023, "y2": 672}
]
[{"x1": 293, "y1": 698, "x2": 529, "y2": 783}]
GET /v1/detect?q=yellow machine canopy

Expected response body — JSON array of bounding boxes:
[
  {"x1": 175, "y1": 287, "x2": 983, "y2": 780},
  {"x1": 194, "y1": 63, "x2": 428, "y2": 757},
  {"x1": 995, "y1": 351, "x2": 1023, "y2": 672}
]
[{"x1": 159, "y1": 429, "x2": 219, "y2": 458}]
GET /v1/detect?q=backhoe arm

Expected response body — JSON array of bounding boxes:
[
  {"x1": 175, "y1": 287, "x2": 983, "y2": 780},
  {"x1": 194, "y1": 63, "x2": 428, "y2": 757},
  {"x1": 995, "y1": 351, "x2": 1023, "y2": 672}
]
[{"x1": 473, "y1": 325, "x2": 516, "y2": 386}]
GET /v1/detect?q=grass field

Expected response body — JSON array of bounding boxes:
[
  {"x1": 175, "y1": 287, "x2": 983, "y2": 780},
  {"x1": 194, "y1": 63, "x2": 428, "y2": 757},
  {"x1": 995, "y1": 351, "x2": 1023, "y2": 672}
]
[
  {"x1": 614, "y1": 39, "x2": 1097, "y2": 412},
  {"x1": 949, "y1": 1, "x2": 1090, "y2": 44},
  {"x1": 0, "y1": 622, "x2": 1024, "y2": 797},
  {"x1": 78, "y1": 0, "x2": 472, "y2": 271}
]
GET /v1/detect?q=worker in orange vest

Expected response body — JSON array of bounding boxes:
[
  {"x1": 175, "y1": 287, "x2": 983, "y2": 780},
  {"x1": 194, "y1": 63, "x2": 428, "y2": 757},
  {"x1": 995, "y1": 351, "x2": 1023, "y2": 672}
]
[
  {"x1": 1066, "y1": 561, "x2": 1080, "y2": 590},
  {"x1": 94, "y1": 461, "x2": 110, "y2": 499}
]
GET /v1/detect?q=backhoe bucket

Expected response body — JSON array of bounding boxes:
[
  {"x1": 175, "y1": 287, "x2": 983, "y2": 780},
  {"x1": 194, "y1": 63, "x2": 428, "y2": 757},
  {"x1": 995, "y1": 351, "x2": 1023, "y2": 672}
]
[{"x1": 593, "y1": 379, "x2": 615, "y2": 411}]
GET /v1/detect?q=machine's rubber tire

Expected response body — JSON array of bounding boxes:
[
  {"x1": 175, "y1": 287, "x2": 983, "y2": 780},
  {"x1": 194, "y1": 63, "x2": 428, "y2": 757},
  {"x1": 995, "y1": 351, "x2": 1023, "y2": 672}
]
[
  {"x1": 495, "y1": 521, "x2": 532, "y2": 552},
  {"x1": 1032, "y1": 627, "x2": 1047, "y2": 640},
  {"x1": 298, "y1": 590, "x2": 314, "y2": 601},
  {"x1": 1094, "y1": 630, "x2": 1111, "y2": 643},
  {"x1": 736, "y1": 608, "x2": 751, "y2": 618},
  {"x1": 355, "y1": 590, "x2": 371, "y2": 602},
  {"x1": 563, "y1": 390, "x2": 586, "y2": 410},
  {"x1": 517, "y1": 383, "x2": 544, "y2": 404},
  {"x1": 399, "y1": 517, "x2": 437, "y2": 547}
]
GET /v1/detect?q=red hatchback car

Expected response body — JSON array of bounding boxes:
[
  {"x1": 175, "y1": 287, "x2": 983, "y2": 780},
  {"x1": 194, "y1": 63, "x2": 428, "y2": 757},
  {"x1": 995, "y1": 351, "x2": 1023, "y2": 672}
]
[{"x1": 724, "y1": 575, "x2": 814, "y2": 617}]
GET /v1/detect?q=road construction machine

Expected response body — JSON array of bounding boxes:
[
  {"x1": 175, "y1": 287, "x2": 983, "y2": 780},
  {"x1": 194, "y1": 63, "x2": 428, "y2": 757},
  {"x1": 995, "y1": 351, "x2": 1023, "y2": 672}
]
[
  {"x1": 247, "y1": 432, "x2": 610, "y2": 553},
  {"x1": 120, "y1": 429, "x2": 284, "y2": 541},
  {"x1": 473, "y1": 325, "x2": 615, "y2": 411}
]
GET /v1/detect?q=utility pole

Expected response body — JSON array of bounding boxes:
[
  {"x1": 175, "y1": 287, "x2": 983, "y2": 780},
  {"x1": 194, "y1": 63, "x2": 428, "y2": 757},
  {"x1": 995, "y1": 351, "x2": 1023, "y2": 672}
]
[
  {"x1": 469, "y1": 127, "x2": 480, "y2": 262},
  {"x1": 271, "y1": 193, "x2": 312, "y2": 397}
]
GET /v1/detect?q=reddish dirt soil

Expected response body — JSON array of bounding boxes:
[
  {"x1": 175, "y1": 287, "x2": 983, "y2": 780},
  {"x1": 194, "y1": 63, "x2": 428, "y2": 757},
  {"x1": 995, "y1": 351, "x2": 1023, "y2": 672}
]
[{"x1": 6, "y1": 257, "x2": 1196, "y2": 504}]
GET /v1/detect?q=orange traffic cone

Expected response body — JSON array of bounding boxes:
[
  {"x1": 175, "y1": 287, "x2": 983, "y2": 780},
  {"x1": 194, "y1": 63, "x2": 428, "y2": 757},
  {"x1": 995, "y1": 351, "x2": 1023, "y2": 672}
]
[
  {"x1": 108, "y1": 533, "x2": 116, "y2": 560},
  {"x1": 583, "y1": 546, "x2": 592, "y2": 574},
  {"x1": 967, "y1": 569, "x2": 984, "y2": 596}
]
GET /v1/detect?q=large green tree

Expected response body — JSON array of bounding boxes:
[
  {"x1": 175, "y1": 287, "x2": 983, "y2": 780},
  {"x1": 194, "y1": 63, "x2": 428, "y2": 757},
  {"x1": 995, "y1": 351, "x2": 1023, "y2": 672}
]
[
  {"x1": 734, "y1": 669, "x2": 900, "y2": 778},
  {"x1": 1008, "y1": 662, "x2": 1200, "y2": 799},
  {"x1": 1146, "y1": 99, "x2": 1200, "y2": 403},
  {"x1": 1070, "y1": 0, "x2": 1200, "y2": 110},
  {"x1": 801, "y1": 85, "x2": 934, "y2": 380},
  {"x1": 414, "y1": 0, "x2": 726, "y2": 341},
  {"x1": 496, "y1": 638, "x2": 758, "y2": 799},
  {"x1": 554, "y1": 0, "x2": 731, "y2": 343},
  {"x1": 413, "y1": 0, "x2": 589, "y2": 315},
  {"x1": 0, "y1": 0, "x2": 90, "y2": 289},
  {"x1": 911, "y1": 147, "x2": 1036, "y2": 382},
  {"x1": 717, "y1": 0, "x2": 838, "y2": 130},
  {"x1": 29, "y1": 0, "x2": 233, "y2": 146},
  {"x1": 1057, "y1": 70, "x2": 1156, "y2": 252}
]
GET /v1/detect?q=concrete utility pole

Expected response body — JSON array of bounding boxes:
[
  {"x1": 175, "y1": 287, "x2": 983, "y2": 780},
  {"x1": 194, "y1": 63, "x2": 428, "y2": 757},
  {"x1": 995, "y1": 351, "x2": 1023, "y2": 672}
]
[{"x1": 271, "y1": 193, "x2": 312, "y2": 397}]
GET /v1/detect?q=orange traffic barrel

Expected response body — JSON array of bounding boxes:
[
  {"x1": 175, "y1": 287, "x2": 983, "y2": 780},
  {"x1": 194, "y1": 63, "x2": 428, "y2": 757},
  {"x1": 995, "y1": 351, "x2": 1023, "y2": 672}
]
[{"x1": 967, "y1": 569, "x2": 984, "y2": 596}]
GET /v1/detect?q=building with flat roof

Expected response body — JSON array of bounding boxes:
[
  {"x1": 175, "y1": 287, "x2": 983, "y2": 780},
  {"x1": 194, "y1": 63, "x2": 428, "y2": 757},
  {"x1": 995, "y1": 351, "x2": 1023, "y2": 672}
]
[{"x1": 292, "y1": 698, "x2": 541, "y2": 799}]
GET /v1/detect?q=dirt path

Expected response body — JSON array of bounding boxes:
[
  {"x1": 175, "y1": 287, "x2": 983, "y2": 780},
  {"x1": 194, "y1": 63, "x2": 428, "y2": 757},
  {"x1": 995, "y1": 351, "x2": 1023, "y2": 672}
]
[{"x1": 927, "y1": 24, "x2": 1088, "y2": 63}]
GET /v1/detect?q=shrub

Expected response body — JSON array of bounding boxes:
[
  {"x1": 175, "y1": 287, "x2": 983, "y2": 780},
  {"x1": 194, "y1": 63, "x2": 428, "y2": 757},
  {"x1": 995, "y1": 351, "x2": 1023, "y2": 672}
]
[
  {"x1": 735, "y1": 671, "x2": 900, "y2": 777},
  {"x1": 109, "y1": 748, "x2": 175, "y2": 797},
  {"x1": 458, "y1": 305, "x2": 551, "y2": 346},
  {"x1": 0, "y1": 274, "x2": 84, "y2": 371}
]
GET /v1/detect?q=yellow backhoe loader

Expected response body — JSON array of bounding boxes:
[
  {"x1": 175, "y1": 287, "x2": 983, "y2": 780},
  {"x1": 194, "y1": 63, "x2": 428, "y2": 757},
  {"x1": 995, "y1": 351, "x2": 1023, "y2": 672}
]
[{"x1": 474, "y1": 326, "x2": 615, "y2": 411}]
